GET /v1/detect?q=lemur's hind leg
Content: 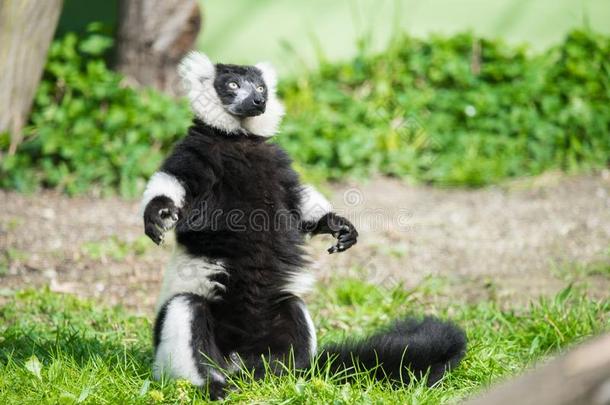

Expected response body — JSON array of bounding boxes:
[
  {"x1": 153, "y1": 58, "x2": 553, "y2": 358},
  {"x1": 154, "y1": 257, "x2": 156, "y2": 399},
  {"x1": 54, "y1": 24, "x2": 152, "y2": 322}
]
[
  {"x1": 237, "y1": 296, "x2": 317, "y2": 378},
  {"x1": 153, "y1": 293, "x2": 228, "y2": 400}
]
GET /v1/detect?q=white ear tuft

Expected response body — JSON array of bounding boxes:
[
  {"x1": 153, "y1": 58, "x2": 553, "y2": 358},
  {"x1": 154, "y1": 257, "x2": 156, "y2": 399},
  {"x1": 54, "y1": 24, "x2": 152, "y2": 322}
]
[
  {"x1": 177, "y1": 51, "x2": 243, "y2": 134},
  {"x1": 178, "y1": 51, "x2": 215, "y2": 83},
  {"x1": 255, "y1": 62, "x2": 278, "y2": 89}
]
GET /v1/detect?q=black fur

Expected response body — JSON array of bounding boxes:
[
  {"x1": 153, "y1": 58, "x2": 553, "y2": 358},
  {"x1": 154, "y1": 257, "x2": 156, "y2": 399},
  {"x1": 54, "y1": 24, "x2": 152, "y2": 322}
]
[
  {"x1": 147, "y1": 118, "x2": 466, "y2": 397},
  {"x1": 319, "y1": 317, "x2": 467, "y2": 385},
  {"x1": 153, "y1": 298, "x2": 169, "y2": 349},
  {"x1": 186, "y1": 293, "x2": 229, "y2": 400},
  {"x1": 215, "y1": 295, "x2": 314, "y2": 378},
  {"x1": 162, "y1": 119, "x2": 307, "y2": 267}
]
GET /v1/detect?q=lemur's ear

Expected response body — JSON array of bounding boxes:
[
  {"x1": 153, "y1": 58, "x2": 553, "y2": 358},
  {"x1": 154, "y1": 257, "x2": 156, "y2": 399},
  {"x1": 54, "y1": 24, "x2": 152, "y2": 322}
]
[
  {"x1": 178, "y1": 51, "x2": 215, "y2": 82},
  {"x1": 255, "y1": 62, "x2": 278, "y2": 89}
]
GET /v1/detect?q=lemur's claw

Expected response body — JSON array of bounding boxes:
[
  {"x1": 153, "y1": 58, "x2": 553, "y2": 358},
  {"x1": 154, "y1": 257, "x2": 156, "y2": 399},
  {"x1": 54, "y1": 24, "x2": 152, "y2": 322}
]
[{"x1": 327, "y1": 219, "x2": 358, "y2": 254}]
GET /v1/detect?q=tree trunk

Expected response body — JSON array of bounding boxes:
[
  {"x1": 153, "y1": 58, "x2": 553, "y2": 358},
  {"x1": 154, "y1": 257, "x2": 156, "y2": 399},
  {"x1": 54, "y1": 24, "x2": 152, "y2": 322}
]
[
  {"x1": 465, "y1": 333, "x2": 610, "y2": 405},
  {"x1": 115, "y1": 0, "x2": 201, "y2": 95},
  {"x1": 0, "y1": 0, "x2": 63, "y2": 155}
]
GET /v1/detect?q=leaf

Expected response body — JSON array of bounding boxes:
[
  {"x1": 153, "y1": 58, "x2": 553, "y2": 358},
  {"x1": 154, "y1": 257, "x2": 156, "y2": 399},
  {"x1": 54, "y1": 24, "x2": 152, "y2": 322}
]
[
  {"x1": 148, "y1": 389, "x2": 164, "y2": 403},
  {"x1": 77, "y1": 386, "x2": 92, "y2": 403},
  {"x1": 294, "y1": 378, "x2": 306, "y2": 395},
  {"x1": 78, "y1": 35, "x2": 113, "y2": 56},
  {"x1": 25, "y1": 355, "x2": 42, "y2": 380},
  {"x1": 528, "y1": 336, "x2": 541, "y2": 356},
  {"x1": 58, "y1": 392, "x2": 77, "y2": 405},
  {"x1": 139, "y1": 379, "x2": 151, "y2": 397}
]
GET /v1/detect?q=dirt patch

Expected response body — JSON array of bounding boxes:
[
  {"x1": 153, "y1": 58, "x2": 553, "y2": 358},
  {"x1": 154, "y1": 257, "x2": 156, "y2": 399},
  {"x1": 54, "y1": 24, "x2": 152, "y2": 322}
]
[
  {"x1": 1, "y1": 172, "x2": 609, "y2": 314},
  {"x1": 313, "y1": 171, "x2": 610, "y2": 303}
]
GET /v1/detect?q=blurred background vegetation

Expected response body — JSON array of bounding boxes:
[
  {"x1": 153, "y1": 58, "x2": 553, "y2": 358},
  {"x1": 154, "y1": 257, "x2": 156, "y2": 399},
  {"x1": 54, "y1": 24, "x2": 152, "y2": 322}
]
[
  {"x1": 1, "y1": 0, "x2": 609, "y2": 196},
  {"x1": 54, "y1": 0, "x2": 610, "y2": 70}
]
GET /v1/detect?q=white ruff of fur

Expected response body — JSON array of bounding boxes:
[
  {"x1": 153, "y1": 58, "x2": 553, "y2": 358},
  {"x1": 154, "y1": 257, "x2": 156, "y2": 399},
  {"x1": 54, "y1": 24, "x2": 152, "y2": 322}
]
[
  {"x1": 156, "y1": 246, "x2": 228, "y2": 312},
  {"x1": 299, "y1": 185, "x2": 333, "y2": 222},
  {"x1": 140, "y1": 171, "x2": 186, "y2": 214},
  {"x1": 178, "y1": 52, "x2": 284, "y2": 137}
]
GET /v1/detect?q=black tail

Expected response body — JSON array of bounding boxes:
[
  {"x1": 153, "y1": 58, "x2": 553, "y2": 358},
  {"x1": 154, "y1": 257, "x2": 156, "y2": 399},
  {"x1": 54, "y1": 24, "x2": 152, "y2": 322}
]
[{"x1": 318, "y1": 317, "x2": 466, "y2": 385}]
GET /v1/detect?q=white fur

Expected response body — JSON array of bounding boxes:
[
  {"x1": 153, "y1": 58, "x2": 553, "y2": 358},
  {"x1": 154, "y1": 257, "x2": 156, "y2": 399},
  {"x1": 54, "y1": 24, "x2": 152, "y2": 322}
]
[
  {"x1": 281, "y1": 271, "x2": 316, "y2": 297},
  {"x1": 297, "y1": 300, "x2": 318, "y2": 356},
  {"x1": 141, "y1": 171, "x2": 186, "y2": 214},
  {"x1": 299, "y1": 185, "x2": 333, "y2": 222},
  {"x1": 153, "y1": 296, "x2": 207, "y2": 385},
  {"x1": 156, "y1": 246, "x2": 228, "y2": 312},
  {"x1": 179, "y1": 52, "x2": 242, "y2": 133},
  {"x1": 178, "y1": 51, "x2": 284, "y2": 137}
]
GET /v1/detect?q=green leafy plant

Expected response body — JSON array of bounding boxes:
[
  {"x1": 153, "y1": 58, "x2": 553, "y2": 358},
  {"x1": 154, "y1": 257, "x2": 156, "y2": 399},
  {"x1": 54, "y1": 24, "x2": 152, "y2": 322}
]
[
  {"x1": 0, "y1": 25, "x2": 191, "y2": 197},
  {"x1": 2, "y1": 28, "x2": 609, "y2": 195},
  {"x1": 277, "y1": 30, "x2": 610, "y2": 185}
]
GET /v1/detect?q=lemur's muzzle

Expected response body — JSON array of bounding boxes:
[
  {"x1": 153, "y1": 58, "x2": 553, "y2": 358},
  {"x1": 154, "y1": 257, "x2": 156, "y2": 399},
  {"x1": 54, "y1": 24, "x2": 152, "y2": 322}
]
[{"x1": 242, "y1": 95, "x2": 266, "y2": 116}]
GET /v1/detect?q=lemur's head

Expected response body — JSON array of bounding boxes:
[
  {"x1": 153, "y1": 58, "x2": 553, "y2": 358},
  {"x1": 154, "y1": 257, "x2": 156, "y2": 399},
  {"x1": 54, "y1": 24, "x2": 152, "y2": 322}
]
[
  {"x1": 213, "y1": 64, "x2": 268, "y2": 117},
  {"x1": 178, "y1": 52, "x2": 284, "y2": 137}
]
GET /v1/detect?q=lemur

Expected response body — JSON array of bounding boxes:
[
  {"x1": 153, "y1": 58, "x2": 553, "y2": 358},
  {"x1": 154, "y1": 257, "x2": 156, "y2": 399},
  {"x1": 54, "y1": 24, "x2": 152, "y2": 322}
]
[{"x1": 141, "y1": 52, "x2": 466, "y2": 400}]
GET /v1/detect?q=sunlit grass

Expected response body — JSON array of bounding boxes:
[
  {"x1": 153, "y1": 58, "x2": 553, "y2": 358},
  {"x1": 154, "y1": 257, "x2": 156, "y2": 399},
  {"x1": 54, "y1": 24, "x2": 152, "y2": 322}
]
[{"x1": 0, "y1": 280, "x2": 608, "y2": 404}]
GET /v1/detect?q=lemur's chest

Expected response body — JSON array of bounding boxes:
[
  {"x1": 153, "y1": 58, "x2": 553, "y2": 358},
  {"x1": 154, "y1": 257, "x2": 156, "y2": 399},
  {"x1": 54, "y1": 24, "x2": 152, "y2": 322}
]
[
  {"x1": 222, "y1": 142, "x2": 276, "y2": 179},
  {"x1": 215, "y1": 141, "x2": 293, "y2": 209}
]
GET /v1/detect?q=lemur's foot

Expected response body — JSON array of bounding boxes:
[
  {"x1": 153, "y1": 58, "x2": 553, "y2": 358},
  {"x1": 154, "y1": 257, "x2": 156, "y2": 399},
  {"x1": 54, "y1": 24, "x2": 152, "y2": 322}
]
[
  {"x1": 143, "y1": 196, "x2": 180, "y2": 245},
  {"x1": 207, "y1": 380, "x2": 228, "y2": 401}
]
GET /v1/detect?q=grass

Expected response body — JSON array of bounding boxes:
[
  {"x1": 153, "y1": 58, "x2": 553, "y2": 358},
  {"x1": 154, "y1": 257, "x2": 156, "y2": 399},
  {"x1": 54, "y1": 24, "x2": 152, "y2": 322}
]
[
  {"x1": 0, "y1": 279, "x2": 608, "y2": 404},
  {"x1": 80, "y1": 235, "x2": 152, "y2": 262}
]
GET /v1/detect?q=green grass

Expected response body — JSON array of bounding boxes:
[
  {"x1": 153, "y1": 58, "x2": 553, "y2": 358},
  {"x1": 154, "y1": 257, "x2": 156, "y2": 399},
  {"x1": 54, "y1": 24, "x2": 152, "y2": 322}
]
[
  {"x1": 81, "y1": 235, "x2": 152, "y2": 262},
  {"x1": 0, "y1": 281, "x2": 608, "y2": 404}
]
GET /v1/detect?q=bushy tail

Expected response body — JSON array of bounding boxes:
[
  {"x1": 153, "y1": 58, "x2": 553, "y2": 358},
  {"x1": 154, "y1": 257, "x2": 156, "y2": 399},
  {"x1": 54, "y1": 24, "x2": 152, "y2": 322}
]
[{"x1": 318, "y1": 317, "x2": 466, "y2": 385}]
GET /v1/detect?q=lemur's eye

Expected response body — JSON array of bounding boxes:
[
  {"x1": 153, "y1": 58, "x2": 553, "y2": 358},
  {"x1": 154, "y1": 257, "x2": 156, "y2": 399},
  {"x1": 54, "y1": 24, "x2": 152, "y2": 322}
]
[
  {"x1": 256, "y1": 86, "x2": 265, "y2": 93},
  {"x1": 228, "y1": 82, "x2": 238, "y2": 89}
]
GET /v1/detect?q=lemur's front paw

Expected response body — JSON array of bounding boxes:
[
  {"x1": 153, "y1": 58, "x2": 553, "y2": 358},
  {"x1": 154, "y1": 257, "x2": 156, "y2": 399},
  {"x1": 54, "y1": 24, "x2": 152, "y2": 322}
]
[
  {"x1": 144, "y1": 196, "x2": 180, "y2": 245},
  {"x1": 327, "y1": 214, "x2": 358, "y2": 254}
]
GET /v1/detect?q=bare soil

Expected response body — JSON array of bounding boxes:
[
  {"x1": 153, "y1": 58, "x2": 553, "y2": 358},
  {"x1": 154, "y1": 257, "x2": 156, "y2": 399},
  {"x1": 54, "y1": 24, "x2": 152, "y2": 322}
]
[{"x1": 1, "y1": 172, "x2": 609, "y2": 314}]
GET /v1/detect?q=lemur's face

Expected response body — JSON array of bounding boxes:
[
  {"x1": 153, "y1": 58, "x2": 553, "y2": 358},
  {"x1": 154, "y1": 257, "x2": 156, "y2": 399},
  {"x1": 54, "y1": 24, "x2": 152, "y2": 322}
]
[
  {"x1": 213, "y1": 64, "x2": 268, "y2": 117},
  {"x1": 179, "y1": 52, "x2": 284, "y2": 136}
]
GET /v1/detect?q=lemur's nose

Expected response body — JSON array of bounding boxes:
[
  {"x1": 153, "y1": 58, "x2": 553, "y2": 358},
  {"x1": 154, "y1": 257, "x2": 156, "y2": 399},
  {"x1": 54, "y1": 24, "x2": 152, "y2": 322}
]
[{"x1": 252, "y1": 97, "x2": 264, "y2": 106}]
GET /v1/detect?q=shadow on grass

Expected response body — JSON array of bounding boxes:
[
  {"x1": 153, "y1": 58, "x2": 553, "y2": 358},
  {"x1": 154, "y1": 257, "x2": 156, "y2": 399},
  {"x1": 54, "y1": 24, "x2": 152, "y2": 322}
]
[
  {"x1": 0, "y1": 328, "x2": 152, "y2": 373},
  {"x1": 0, "y1": 289, "x2": 152, "y2": 374}
]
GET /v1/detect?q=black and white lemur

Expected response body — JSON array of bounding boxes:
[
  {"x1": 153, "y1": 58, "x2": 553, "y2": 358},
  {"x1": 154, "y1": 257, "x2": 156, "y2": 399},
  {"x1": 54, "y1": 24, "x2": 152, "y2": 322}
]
[{"x1": 141, "y1": 52, "x2": 466, "y2": 399}]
